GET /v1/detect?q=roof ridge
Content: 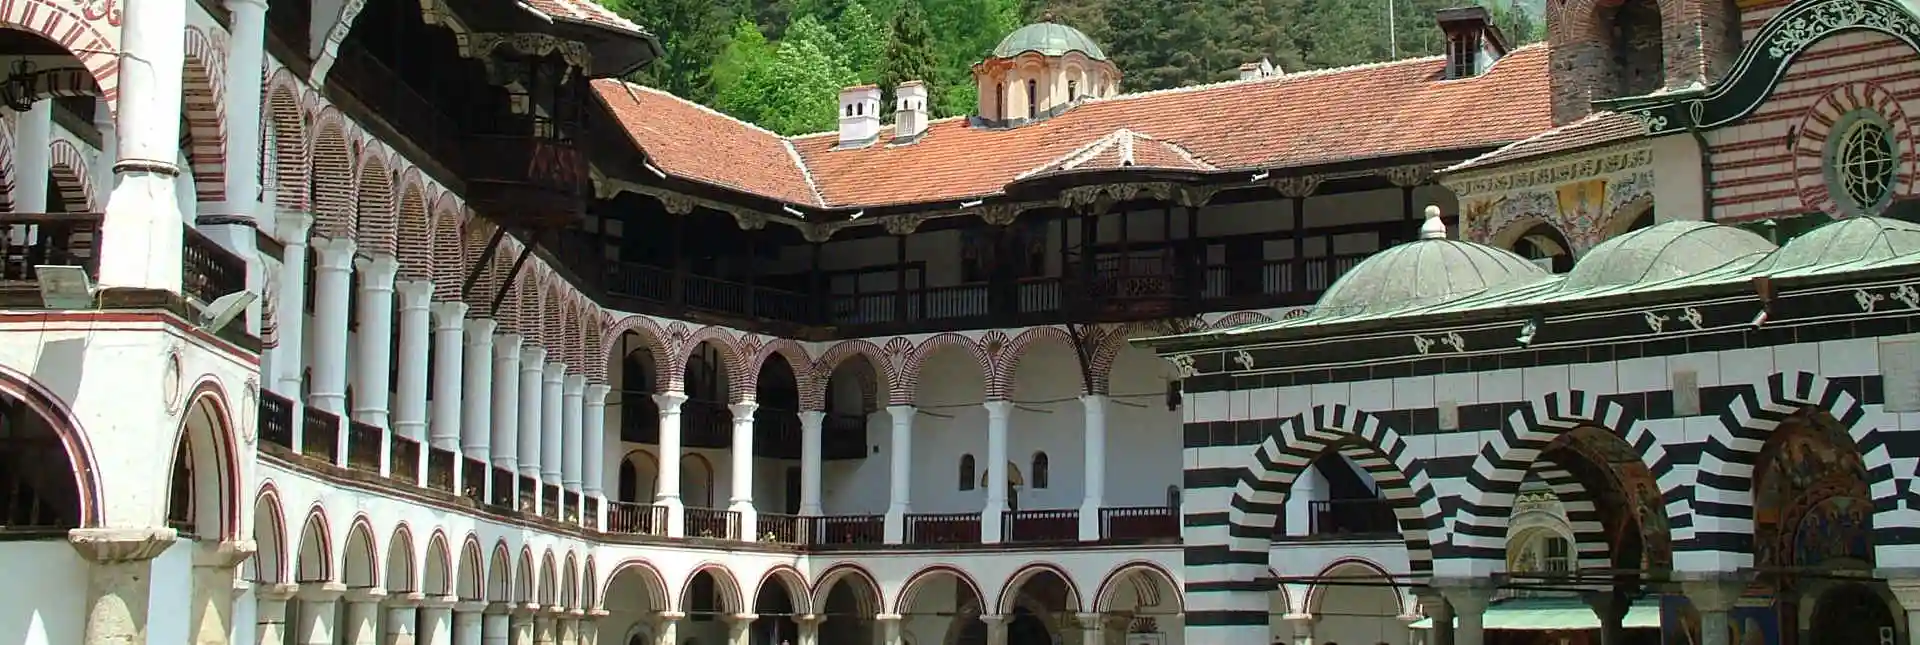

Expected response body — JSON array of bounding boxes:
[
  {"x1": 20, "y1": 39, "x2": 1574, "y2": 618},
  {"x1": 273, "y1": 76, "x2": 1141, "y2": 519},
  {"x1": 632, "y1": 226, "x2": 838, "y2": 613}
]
[
  {"x1": 782, "y1": 139, "x2": 827, "y2": 207},
  {"x1": 1442, "y1": 108, "x2": 1620, "y2": 173},
  {"x1": 1152, "y1": 135, "x2": 1218, "y2": 171},
  {"x1": 1014, "y1": 128, "x2": 1132, "y2": 180},
  {"x1": 616, "y1": 80, "x2": 794, "y2": 140}
]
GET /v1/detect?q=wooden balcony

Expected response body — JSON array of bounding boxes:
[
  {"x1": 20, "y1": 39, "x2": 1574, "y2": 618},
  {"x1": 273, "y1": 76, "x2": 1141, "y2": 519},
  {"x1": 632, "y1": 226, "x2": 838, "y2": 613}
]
[
  {"x1": 258, "y1": 391, "x2": 295, "y2": 451},
  {"x1": 1003, "y1": 509, "x2": 1078, "y2": 542},
  {"x1": 1310, "y1": 498, "x2": 1399, "y2": 537},
  {"x1": 607, "y1": 501, "x2": 666, "y2": 536},
  {"x1": 426, "y1": 447, "x2": 457, "y2": 494},
  {"x1": 1100, "y1": 506, "x2": 1181, "y2": 541},
  {"x1": 0, "y1": 214, "x2": 247, "y2": 314},
  {"x1": 389, "y1": 434, "x2": 420, "y2": 485},
  {"x1": 905, "y1": 513, "x2": 980, "y2": 545},
  {"x1": 345, "y1": 420, "x2": 382, "y2": 473},
  {"x1": 465, "y1": 135, "x2": 587, "y2": 230},
  {"x1": 301, "y1": 407, "x2": 339, "y2": 463},
  {"x1": 685, "y1": 507, "x2": 740, "y2": 540}
]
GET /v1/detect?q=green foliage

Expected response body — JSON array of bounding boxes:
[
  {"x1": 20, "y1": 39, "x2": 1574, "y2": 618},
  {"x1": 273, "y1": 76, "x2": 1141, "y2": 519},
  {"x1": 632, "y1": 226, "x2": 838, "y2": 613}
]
[
  {"x1": 877, "y1": 0, "x2": 941, "y2": 117},
  {"x1": 837, "y1": 1, "x2": 887, "y2": 83},
  {"x1": 715, "y1": 15, "x2": 856, "y2": 135},
  {"x1": 606, "y1": 0, "x2": 730, "y2": 103}
]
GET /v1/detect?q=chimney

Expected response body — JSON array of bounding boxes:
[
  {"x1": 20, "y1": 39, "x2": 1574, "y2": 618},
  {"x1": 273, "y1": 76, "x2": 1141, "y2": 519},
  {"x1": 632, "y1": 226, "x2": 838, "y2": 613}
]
[
  {"x1": 1238, "y1": 58, "x2": 1280, "y2": 81},
  {"x1": 894, "y1": 81, "x2": 929, "y2": 143},
  {"x1": 837, "y1": 84, "x2": 881, "y2": 148},
  {"x1": 1437, "y1": 6, "x2": 1508, "y2": 79}
]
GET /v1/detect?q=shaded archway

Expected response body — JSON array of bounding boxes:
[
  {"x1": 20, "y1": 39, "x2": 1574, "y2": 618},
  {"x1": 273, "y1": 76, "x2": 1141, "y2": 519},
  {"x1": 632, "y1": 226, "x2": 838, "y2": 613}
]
[
  {"x1": 617, "y1": 449, "x2": 658, "y2": 504},
  {"x1": 486, "y1": 543, "x2": 512, "y2": 603},
  {"x1": 1750, "y1": 408, "x2": 1884, "y2": 640},
  {"x1": 602, "y1": 559, "x2": 670, "y2": 642},
  {"x1": 681, "y1": 340, "x2": 735, "y2": 479},
  {"x1": 1304, "y1": 559, "x2": 1405, "y2": 645},
  {"x1": 423, "y1": 531, "x2": 452, "y2": 598},
  {"x1": 0, "y1": 367, "x2": 100, "y2": 531},
  {"x1": 169, "y1": 384, "x2": 241, "y2": 540},
  {"x1": 680, "y1": 564, "x2": 746, "y2": 642},
  {"x1": 341, "y1": 518, "x2": 379, "y2": 589},
  {"x1": 989, "y1": 564, "x2": 1082, "y2": 645},
  {"x1": 458, "y1": 536, "x2": 484, "y2": 601},
  {"x1": 250, "y1": 488, "x2": 288, "y2": 584},
  {"x1": 817, "y1": 343, "x2": 886, "y2": 516},
  {"x1": 895, "y1": 566, "x2": 986, "y2": 645},
  {"x1": 812, "y1": 564, "x2": 882, "y2": 643},
  {"x1": 1509, "y1": 222, "x2": 1574, "y2": 273},
  {"x1": 1094, "y1": 562, "x2": 1183, "y2": 641},
  {"x1": 294, "y1": 507, "x2": 332, "y2": 583},
  {"x1": 752, "y1": 567, "x2": 807, "y2": 644},
  {"x1": 384, "y1": 525, "x2": 417, "y2": 594}
]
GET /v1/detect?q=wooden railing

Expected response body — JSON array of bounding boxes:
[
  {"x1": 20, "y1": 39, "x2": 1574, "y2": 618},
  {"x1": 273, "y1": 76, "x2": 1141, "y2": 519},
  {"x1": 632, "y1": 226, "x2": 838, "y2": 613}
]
[
  {"x1": 345, "y1": 421, "x2": 382, "y2": 473},
  {"x1": 489, "y1": 468, "x2": 515, "y2": 509},
  {"x1": 327, "y1": 46, "x2": 462, "y2": 172},
  {"x1": 811, "y1": 515, "x2": 884, "y2": 546},
  {"x1": 426, "y1": 447, "x2": 456, "y2": 493},
  {"x1": 258, "y1": 391, "x2": 295, "y2": 450},
  {"x1": 758, "y1": 513, "x2": 805, "y2": 545},
  {"x1": 0, "y1": 214, "x2": 246, "y2": 314},
  {"x1": 1003, "y1": 509, "x2": 1077, "y2": 542},
  {"x1": 389, "y1": 435, "x2": 420, "y2": 485},
  {"x1": 541, "y1": 485, "x2": 561, "y2": 521},
  {"x1": 607, "y1": 501, "x2": 667, "y2": 536},
  {"x1": 462, "y1": 458, "x2": 488, "y2": 504},
  {"x1": 518, "y1": 475, "x2": 539, "y2": 513},
  {"x1": 301, "y1": 407, "x2": 339, "y2": 463},
  {"x1": 1311, "y1": 498, "x2": 1399, "y2": 536},
  {"x1": 685, "y1": 508, "x2": 740, "y2": 540},
  {"x1": 1100, "y1": 506, "x2": 1181, "y2": 541},
  {"x1": 905, "y1": 513, "x2": 980, "y2": 545},
  {"x1": 181, "y1": 225, "x2": 246, "y2": 306}
]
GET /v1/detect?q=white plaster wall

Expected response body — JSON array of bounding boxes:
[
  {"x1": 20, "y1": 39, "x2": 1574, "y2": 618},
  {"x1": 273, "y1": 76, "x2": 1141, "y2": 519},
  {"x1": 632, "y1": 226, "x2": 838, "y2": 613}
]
[{"x1": 0, "y1": 540, "x2": 86, "y2": 645}]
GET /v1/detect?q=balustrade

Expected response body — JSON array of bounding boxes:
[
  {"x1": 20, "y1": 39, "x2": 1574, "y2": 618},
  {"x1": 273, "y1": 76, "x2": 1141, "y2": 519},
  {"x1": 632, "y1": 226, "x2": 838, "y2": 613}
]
[
  {"x1": 1002, "y1": 509, "x2": 1078, "y2": 542},
  {"x1": 462, "y1": 458, "x2": 488, "y2": 504},
  {"x1": 258, "y1": 391, "x2": 295, "y2": 450},
  {"x1": 0, "y1": 214, "x2": 246, "y2": 315},
  {"x1": 542, "y1": 485, "x2": 561, "y2": 521},
  {"x1": 518, "y1": 475, "x2": 539, "y2": 512},
  {"x1": 1310, "y1": 498, "x2": 1399, "y2": 536},
  {"x1": 1100, "y1": 506, "x2": 1181, "y2": 541},
  {"x1": 810, "y1": 515, "x2": 884, "y2": 546},
  {"x1": 607, "y1": 501, "x2": 667, "y2": 536},
  {"x1": 389, "y1": 435, "x2": 420, "y2": 484},
  {"x1": 758, "y1": 513, "x2": 804, "y2": 545},
  {"x1": 489, "y1": 468, "x2": 515, "y2": 509},
  {"x1": 301, "y1": 408, "x2": 339, "y2": 463},
  {"x1": 345, "y1": 421, "x2": 383, "y2": 473},
  {"x1": 905, "y1": 513, "x2": 980, "y2": 545},
  {"x1": 684, "y1": 508, "x2": 740, "y2": 540},
  {"x1": 426, "y1": 447, "x2": 456, "y2": 493}
]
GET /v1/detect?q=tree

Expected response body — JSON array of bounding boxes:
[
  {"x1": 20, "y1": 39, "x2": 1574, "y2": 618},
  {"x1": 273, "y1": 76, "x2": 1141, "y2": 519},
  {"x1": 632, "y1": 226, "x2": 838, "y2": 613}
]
[
  {"x1": 606, "y1": 0, "x2": 730, "y2": 102},
  {"x1": 711, "y1": 19, "x2": 775, "y2": 104},
  {"x1": 922, "y1": 0, "x2": 1018, "y2": 116},
  {"x1": 715, "y1": 15, "x2": 855, "y2": 134},
  {"x1": 877, "y1": 0, "x2": 941, "y2": 116},
  {"x1": 836, "y1": 1, "x2": 886, "y2": 83}
]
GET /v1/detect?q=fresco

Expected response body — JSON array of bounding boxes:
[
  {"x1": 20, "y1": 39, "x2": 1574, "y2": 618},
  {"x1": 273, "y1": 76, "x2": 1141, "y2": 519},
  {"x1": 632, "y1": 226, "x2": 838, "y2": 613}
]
[
  {"x1": 1753, "y1": 413, "x2": 1872, "y2": 574},
  {"x1": 1659, "y1": 595, "x2": 1782, "y2": 645}
]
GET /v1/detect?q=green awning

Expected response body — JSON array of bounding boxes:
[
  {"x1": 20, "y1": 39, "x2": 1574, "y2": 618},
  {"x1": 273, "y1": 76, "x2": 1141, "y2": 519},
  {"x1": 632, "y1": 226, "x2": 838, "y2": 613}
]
[{"x1": 1409, "y1": 598, "x2": 1662, "y2": 631}]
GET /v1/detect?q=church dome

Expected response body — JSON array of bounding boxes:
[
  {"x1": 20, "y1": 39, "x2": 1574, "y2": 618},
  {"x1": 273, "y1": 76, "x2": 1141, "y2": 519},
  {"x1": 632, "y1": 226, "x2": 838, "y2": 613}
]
[
  {"x1": 1312, "y1": 206, "x2": 1550, "y2": 316},
  {"x1": 1757, "y1": 216, "x2": 1920, "y2": 272},
  {"x1": 993, "y1": 20, "x2": 1107, "y2": 61},
  {"x1": 1560, "y1": 221, "x2": 1776, "y2": 291}
]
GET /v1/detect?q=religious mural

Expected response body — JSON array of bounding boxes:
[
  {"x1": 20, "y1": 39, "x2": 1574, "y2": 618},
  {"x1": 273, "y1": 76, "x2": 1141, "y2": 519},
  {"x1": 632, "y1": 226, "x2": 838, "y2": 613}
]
[{"x1": 1753, "y1": 411, "x2": 1872, "y2": 575}]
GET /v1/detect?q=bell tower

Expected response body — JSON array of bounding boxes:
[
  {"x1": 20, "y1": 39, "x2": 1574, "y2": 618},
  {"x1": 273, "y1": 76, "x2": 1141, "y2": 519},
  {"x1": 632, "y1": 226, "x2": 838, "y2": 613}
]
[{"x1": 1546, "y1": 0, "x2": 1743, "y2": 125}]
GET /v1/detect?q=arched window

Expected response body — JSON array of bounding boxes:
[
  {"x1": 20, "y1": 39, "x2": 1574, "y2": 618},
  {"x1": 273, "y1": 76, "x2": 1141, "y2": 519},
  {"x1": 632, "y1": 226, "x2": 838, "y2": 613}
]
[
  {"x1": 617, "y1": 459, "x2": 636, "y2": 502},
  {"x1": 1026, "y1": 79, "x2": 1038, "y2": 119},
  {"x1": 1031, "y1": 452, "x2": 1049, "y2": 489},
  {"x1": 994, "y1": 83, "x2": 1004, "y2": 120},
  {"x1": 1166, "y1": 485, "x2": 1182, "y2": 511},
  {"x1": 959, "y1": 454, "x2": 976, "y2": 491}
]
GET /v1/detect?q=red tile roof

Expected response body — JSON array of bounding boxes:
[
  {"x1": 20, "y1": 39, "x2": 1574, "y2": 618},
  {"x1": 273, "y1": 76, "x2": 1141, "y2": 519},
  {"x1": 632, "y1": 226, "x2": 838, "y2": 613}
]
[
  {"x1": 1442, "y1": 111, "x2": 1648, "y2": 174},
  {"x1": 1014, "y1": 129, "x2": 1218, "y2": 180},
  {"x1": 524, "y1": 0, "x2": 646, "y2": 36},
  {"x1": 592, "y1": 43, "x2": 1556, "y2": 210}
]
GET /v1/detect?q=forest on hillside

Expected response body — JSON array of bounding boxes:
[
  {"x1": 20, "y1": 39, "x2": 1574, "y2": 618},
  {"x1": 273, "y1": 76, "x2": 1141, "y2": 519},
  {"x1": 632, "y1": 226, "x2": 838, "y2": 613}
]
[{"x1": 599, "y1": 0, "x2": 1544, "y2": 135}]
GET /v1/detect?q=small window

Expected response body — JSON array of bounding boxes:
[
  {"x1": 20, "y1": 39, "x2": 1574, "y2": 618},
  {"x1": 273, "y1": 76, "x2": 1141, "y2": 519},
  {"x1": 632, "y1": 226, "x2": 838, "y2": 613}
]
[
  {"x1": 1167, "y1": 485, "x2": 1181, "y2": 511},
  {"x1": 1026, "y1": 80, "x2": 1038, "y2": 118},
  {"x1": 1031, "y1": 452, "x2": 1050, "y2": 489},
  {"x1": 959, "y1": 454, "x2": 976, "y2": 491},
  {"x1": 1068, "y1": 80, "x2": 1079, "y2": 100},
  {"x1": 995, "y1": 83, "x2": 1004, "y2": 119},
  {"x1": 1447, "y1": 34, "x2": 1479, "y2": 78}
]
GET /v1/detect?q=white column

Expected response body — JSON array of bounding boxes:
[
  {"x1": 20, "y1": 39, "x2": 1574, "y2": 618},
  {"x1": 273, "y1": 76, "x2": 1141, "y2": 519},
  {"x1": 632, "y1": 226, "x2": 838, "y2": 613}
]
[
  {"x1": 582, "y1": 384, "x2": 611, "y2": 501},
  {"x1": 429, "y1": 303, "x2": 468, "y2": 450},
  {"x1": 1074, "y1": 613, "x2": 1103, "y2": 645},
  {"x1": 342, "y1": 588, "x2": 386, "y2": 645},
  {"x1": 272, "y1": 212, "x2": 313, "y2": 397},
  {"x1": 255, "y1": 584, "x2": 297, "y2": 645},
  {"x1": 799, "y1": 410, "x2": 824, "y2": 516},
  {"x1": 222, "y1": 0, "x2": 269, "y2": 210},
  {"x1": 92, "y1": 97, "x2": 115, "y2": 195},
  {"x1": 652, "y1": 612, "x2": 683, "y2": 645},
  {"x1": 309, "y1": 238, "x2": 357, "y2": 416},
  {"x1": 462, "y1": 320, "x2": 497, "y2": 461},
  {"x1": 481, "y1": 605, "x2": 510, "y2": 645},
  {"x1": 490, "y1": 334, "x2": 523, "y2": 473},
  {"x1": 452, "y1": 601, "x2": 486, "y2": 645},
  {"x1": 419, "y1": 597, "x2": 455, "y2": 645},
  {"x1": 728, "y1": 401, "x2": 758, "y2": 540},
  {"x1": 384, "y1": 594, "x2": 421, "y2": 645},
  {"x1": 294, "y1": 584, "x2": 346, "y2": 645},
  {"x1": 1078, "y1": 394, "x2": 1108, "y2": 541},
  {"x1": 68, "y1": 528, "x2": 176, "y2": 645},
  {"x1": 353, "y1": 255, "x2": 400, "y2": 428},
  {"x1": 654, "y1": 392, "x2": 687, "y2": 537},
  {"x1": 885, "y1": 405, "x2": 915, "y2": 544},
  {"x1": 541, "y1": 362, "x2": 565, "y2": 485},
  {"x1": 393, "y1": 281, "x2": 433, "y2": 444},
  {"x1": 979, "y1": 614, "x2": 1008, "y2": 645},
  {"x1": 15, "y1": 100, "x2": 50, "y2": 213},
  {"x1": 877, "y1": 614, "x2": 902, "y2": 645},
  {"x1": 562, "y1": 375, "x2": 586, "y2": 492},
  {"x1": 95, "y1": 0, "x2": 187, "y2": 292},
  {"x1": 982, "y1": 400, "x2": 1011, "y2": 544},
  {"x1": 795, "y1": 615, "x2": 822, "y2": 645},
  {"x1": 518, "y1": 347, "x2": 547, "y2": 481}
]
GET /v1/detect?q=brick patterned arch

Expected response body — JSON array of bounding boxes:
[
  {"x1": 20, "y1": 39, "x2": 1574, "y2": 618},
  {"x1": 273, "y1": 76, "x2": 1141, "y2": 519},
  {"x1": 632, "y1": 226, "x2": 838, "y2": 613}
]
[
  {"x1": 746, "y1": 337, "x2": 814, "y2": 408},
  {"x1": 602, "y1": 316, "x2": 675, "y2": 387},
  {"x1": 815, "y1": 339, "x2": 896, "y2": 412},
  {"x1": 264, "y1": 70, "x2": 311, "y2": 211},
  {"x1": 355, "y1": 148, "x2": 397, "y2": 255},
  {"x1": 462, "y1": 219, "x2": 499, "y2": 308},
  {"x1": 1447, "y1": 390, "x2": 1683, "y2": 573},
  {"x1": 1549, "y1": 0, "x2": 1683, "y2": 42},
  {"x1": 584, "y1": 307, "x2": 611, "y2": 384},
  {"x1": 510, "y1": 258, "x2": 540, "y2": 335},
  {"x1": 47, "y1": 139, "x2": 94, "y2": 211},
  {"x1": 394, "y1": 170, "x2": 432, "y2": 281},
  {"x1": 1210, "y1": 311, "x2": 1274, "y2": 330},
  {"x1": 180, "y1": 27, "x2": 227, "y2": 203},
  {"x1": 309, "y1": 111, "x2": 356, "y2": 240},
  {"x1": 676, "y1": 325, "x2": 744, "y2": 399},
  {"x1": 430, "y1": 195, "x2": 465, "y2": 298},
  {"x1": 1792, "y1": 82, "x2": 1919, "y2": 216},
  {"x1": 901, "y1": 333, "x2": 991, "y2": 406},
  {"x1": 990, "y1": 326, "x2": 1098, "y2": 400},
  {"x1": 0, "y1": 0, "x2": 121, "y2": 111}
]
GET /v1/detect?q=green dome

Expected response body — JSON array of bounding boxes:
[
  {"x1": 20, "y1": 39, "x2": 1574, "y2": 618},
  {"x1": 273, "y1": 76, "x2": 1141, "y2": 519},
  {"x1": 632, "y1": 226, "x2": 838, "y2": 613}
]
[
  {"x1": 1755, "y1": 216, "x2": 1920, "y2": 272},
  {"x1": 1312, "y1": 211, "x2": 1549, "y2": 316},
  {"x1": 992, "y1": 21, "x2": 1107, "y2": 61},
  {"x1": 1561, "y1": 221, "x2": 1776, "y2": 291}
]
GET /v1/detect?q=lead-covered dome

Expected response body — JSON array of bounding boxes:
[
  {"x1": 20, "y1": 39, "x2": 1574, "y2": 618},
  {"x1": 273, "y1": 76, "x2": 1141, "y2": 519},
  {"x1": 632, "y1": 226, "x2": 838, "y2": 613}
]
[
  {"x1": 1313, "y1": 207, "x2": 1550, "y2": 316},
  {"x1": 1561, "y1": 221, "x2": 1776, "y2": 291},
  {"x1": 993, "y1": 20, "x2": 1107, "y2": 61},
  {"x1": 1755, "y1": 216, "x2": 1920, "y2": 272}
]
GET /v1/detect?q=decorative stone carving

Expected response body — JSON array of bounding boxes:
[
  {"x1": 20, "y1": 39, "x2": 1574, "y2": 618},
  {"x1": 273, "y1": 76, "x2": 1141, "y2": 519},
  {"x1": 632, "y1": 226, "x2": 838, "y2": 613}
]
[
  {"x1": 883, "y1": 214, "x2": 929, "y2": 236},
  {"x1": 1177, "y1": 184, "x2": 1222, "y2": 207},
  {"x1": 1385, "y1": 164, "x2": 1437, "y2": 188},
  {"x1": 457, "y1": 33, "x2": 594, "y2": 72},
  {"x1": 1268, "y1": 175, "x2": 1323, "y2": 199},
  {"x1": 731, "y1": 210, "x2": 770, "y2": 231},
  {"x1": 68, "y1": 527, "x2": 178, "y2": 563},
  {"x1": 659, "y1": 193, "x2": 697, "y2": 216},
  {"x1": 979, "y1": 204, "x2": 1020, "y2": 226},
  {"x1": 1058, "y1": 182, "x2": 1178, "y2": 212},
  {"x1": 162, "y1": 347, "x2": 183, "y2": 416},
  {"x1": 802, "y1": 221, "x2": 846, "y2": 243}
]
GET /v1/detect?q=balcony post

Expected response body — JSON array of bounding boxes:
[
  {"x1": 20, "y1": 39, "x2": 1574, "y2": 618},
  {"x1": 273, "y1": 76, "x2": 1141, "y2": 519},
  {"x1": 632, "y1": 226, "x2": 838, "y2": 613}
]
[
  {"x1": 272, "y1": 212, "x2": 314, "y2": 398},
  {"x1": 799, "y1": 410, "x2": 825, "y2": 516},
  {"x1": 728, "y1": 401, "x2": 759, "y2": 541},
  {"x1": 884, "y1": 405, "x2": 916, "y2": 544},
  {"x1": 875, "y1": 614, "x2": 902, "y2": 645},
  {"x1": 654, "y1": 392, "x2": 688, "y2": 537},
  {"x1": 490, "y1": 334, "x2": 524, "y2": 475},
  {"x1": 562, "y1": 374, "x2": 586, "y2": 495},
  {"x1": 516, "y1": 346, "x2": 547, "y2": 497},
  {"x1": 15, "y1": 100, "x2": 50, "y2": 214},
  {"x1": 982, "y1": 400, "x2": 1012, "y2": 544},
  {"x1": 583, "y1": 384, "x2": 612, "y2": 524},
  {"x1": 1077, "y1": 394, "x2": 1107, "y2": 541},
  {"x1": 1282, "y1": 613, "x2": 1314, "y2": 645},
  {"x1": 222, "y1": 0, "x2": 269, "y2": 213},
  {"x1": 430, "y1": 302, "x2": 469, "y2": 451},
  {"x1": 353, "y1": 256, "x2": 400, "y2": 430},
  {"x1": 541, "y1": 362, "x2": 567, "y2": 491},
  {"x1": 309, "y1": 238, "x2": 358, "y2": 419},
  {"x1": 978, "y1": 614, "x2": 1008, "y2": 645},
  {"x1": 95, "y1": 0, "x2": 187, "y2": 293},
  {"x1": 394, "y1": 280, "x2": 434, "y2": 446}
]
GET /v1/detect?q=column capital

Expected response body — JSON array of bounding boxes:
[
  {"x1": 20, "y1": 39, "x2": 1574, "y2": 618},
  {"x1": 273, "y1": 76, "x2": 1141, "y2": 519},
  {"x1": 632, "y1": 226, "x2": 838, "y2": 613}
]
[
  {"x1": 344, "y1": 587, "x2": 389, "y2": 603},
  {"x1": 982, "y1": 400, "x2": 1014, "y2": 419},
  {"x1": 299, "y1": 582, "x2": 348, "y2": 602},
  {"x1": 67, "y1": 527, "x2": 177, "y2": 563},
  {"x1": 726, "y1": 612, "x2": 759, "y2": 623},
  {"x1": 1073, "y1": 612, "x2": 1102, "y2": 627},
  {"x1": 313, "y1": 237, "x2": 358, "y2": 267},
  {"x1": 564, "y1": 373, "x2": 588, "y2": 391},
  {"x1": 887, "y1": 404, "x2": 917, "y2": 418},
  {"x1": 455, "y1": 600, "x2": 491, "y2": 614},
  {"x1": 257, "y1": 582, "x2": 300, "y2": 602},
  {"x1": 485, "y1": 601, "x2": 516, "y2": 615},
  {"x1": 192, "y1": 538, "x2": 258, "y2": 568},
  {"x1": 274, "y1": 211, "x2": 313, "y2": 240},
  {"x1": 1678, "y1": 577, "x2": 1747, "y2": 613},
  {"x1": 800, "y1": 409, "x2": 826, "y2": 423},
  {"x1": 354, "y1": 254, "x2": 401, "y2": 282},
  {"x1": 977, "y1": 613, "x2": 1008, "y2": 625},
  {"x1": 585, "y1": 383, "x2": 611, "y2": 402},
  {"x1": 385, "y1": 591, "x2": 425, "y2": 607},
  {"x1": 433, "y1": 301, "x2": 471, "y2": 327},
  {"x1": 542, "y1": 604, "x2": 569, "y2": 616},
  {"x1": 494, "y1": 333, "x2": 524, "y2": 353},
  {"x1": 655, "y1": 610, "x2": 687, "y2": 622},
  {"x1": 419, "y1": 595, "x2": 458, "y2": 609},
  {"x1": 1080, "y1": 393, "x2": 1108, "y2": 406},
  {"x1": 794, "y1": 613, "x2": 823, "y2": 626},
  {"x1": 521, "y1": 345, "x2": 547, "y2": 365},
  {"x1": 654, "y1": 391, "x2": 688, "y2": 408},
  {"x1": 1281, "y1": 612, "x2": 1314, "y2": 623},
  {"x1": 395, "y1": 279, "x2": 435, "y2": 303},
  {"x1": 586, "y1": 608, "x2": 610, "y2": 618},
  {"x1": 1436, "y1": 582, "x2": 1493, "y2": 615},
  {"x1": 729, "y1": 401, "x2": 758, "y2": 419},
  {"x1": 225, "y1": 0, "x2": 269, "y2": 12},
  {"x1": 543, "y1": 361, "x2": 567, "y2": 381},
  {"x1": 464, "y1": 317, "x2": 497, "y2": 338},
  {"x1": 874, "y1": 613, "x2": 902, "y2": 622}
]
